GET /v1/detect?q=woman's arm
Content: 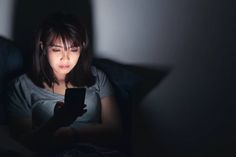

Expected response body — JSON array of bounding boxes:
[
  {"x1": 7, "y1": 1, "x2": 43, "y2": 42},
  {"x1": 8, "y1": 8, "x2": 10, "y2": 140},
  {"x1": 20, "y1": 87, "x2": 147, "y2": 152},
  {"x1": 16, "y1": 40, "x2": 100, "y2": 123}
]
[{"x1": 54, "y1": 96, "x2": 122, "y2": 147}]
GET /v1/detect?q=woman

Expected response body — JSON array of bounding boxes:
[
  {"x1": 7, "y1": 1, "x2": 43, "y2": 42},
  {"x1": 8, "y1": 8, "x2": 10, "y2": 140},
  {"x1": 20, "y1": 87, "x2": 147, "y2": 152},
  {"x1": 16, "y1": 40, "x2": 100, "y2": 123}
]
[{"x1": 7, "y1": 12, "x2": 122, "y2": 156}]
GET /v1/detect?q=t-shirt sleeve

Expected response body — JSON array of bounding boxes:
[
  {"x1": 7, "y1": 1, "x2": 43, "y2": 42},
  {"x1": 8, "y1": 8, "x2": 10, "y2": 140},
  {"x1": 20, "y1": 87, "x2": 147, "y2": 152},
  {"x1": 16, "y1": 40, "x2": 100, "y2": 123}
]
[
  {"x1": 7, "y1": 78, "x2": 32, "y2": 118},
  {"x1": 96, "y1": 69, "x2": 114, "y2": 98}
]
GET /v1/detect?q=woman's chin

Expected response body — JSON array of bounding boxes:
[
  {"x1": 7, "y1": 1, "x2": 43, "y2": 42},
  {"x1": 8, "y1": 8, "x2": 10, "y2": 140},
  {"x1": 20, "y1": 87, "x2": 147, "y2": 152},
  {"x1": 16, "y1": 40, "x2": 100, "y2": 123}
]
[{"x1": 54, "y1": 69, "x2": 72, "y2": 77}]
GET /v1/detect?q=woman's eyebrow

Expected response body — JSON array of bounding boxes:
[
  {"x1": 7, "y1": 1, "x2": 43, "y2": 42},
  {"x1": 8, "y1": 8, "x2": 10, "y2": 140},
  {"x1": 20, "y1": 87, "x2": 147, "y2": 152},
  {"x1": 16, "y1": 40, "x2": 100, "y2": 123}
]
[
  {"x1": 50, "y1": 44, "x2": 63, "y2": 48},
  {"x1": 50, "y1": 44, "x2": 79, "y2": 49}
]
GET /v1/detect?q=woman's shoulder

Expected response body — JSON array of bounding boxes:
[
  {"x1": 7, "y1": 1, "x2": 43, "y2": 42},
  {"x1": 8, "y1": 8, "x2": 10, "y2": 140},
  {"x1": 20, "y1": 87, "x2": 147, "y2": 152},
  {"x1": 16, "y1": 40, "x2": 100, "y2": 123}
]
[
  {"x1": 12, "y1": 74, "x2": 30, "y2": 83},
  {"x1": 90, "y1": 66, "x2": 114, "y2": 96},
  {"x1": 91, "y1": 66, "x2": 107, "y2": 79},
  {"x1": 10, "y1": 74, "x2": 34, "y2": 89},
  {"x1": 91, "y1": 66, "x2": 111, "y2": 85},
  {"x1": 91, "y1": 65, "x2": 113, "y2": 88}
]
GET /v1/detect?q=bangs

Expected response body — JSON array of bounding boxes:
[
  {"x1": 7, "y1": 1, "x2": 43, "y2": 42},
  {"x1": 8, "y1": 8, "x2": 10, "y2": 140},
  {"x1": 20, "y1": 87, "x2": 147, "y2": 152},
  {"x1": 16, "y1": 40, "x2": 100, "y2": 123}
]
[{"x1": 44, "y1": 26, "x2": 84, "y2": 49}]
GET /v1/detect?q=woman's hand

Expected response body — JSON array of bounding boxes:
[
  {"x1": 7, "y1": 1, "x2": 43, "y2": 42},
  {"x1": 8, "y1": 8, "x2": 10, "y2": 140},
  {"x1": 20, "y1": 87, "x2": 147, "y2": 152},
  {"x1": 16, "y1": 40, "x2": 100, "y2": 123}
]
[{"x1": 53, "y1": 101, "x2": 87, "y2": 127}]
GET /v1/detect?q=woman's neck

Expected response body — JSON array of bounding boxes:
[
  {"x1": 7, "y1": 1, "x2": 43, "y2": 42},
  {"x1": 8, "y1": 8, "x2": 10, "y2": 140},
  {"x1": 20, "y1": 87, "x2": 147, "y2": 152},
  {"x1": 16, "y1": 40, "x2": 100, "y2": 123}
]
[
  {"x1": 52, "y1": 82, "x2": 66, "y2": 95},
  {"x1": 56, "y1": 75, "x2": 66, "y2": 82},
  {"x1": 57, "y1": 79, "x2": 66, "y2": 85},
  {"x1": 43, "y1": 80, "x2": 72, "y2": 95}
]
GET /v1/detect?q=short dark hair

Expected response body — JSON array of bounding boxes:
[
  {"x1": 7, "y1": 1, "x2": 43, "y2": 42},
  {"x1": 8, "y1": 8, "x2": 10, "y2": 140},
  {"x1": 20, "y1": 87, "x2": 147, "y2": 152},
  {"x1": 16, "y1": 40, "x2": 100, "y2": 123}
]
[{"x1": 28, "y1": 12, "x2": 95, "y2": 88}]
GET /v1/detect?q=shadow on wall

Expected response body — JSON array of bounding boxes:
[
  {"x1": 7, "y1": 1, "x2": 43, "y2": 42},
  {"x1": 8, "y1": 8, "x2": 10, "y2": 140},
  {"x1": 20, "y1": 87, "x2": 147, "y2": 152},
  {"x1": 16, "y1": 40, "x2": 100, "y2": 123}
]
[{"x1": 12, "y1": 0, "x2": 93, "y2": 70}]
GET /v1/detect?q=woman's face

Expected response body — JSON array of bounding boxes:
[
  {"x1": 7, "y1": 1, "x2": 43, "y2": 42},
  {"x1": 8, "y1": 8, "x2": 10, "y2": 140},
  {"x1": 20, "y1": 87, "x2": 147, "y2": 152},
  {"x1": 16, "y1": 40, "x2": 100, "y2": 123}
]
[{"x1": 47, "y1": 37, "x2": 80, "y2": 79}]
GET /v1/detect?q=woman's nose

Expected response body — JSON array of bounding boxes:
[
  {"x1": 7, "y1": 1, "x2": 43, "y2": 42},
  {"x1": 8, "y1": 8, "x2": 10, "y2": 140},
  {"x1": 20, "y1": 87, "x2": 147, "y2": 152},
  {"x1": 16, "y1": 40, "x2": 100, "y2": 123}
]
[{"x1": 60, "y1": 51, "x2": 70, "y2": 61}]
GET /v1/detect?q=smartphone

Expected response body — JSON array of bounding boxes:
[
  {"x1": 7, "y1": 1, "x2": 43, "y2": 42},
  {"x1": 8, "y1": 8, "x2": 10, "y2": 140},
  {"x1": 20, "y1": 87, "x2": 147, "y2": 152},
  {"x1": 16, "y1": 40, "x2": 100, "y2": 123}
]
[{"x1": 64, "y1": 88, "x2": 86, "y2": 109}]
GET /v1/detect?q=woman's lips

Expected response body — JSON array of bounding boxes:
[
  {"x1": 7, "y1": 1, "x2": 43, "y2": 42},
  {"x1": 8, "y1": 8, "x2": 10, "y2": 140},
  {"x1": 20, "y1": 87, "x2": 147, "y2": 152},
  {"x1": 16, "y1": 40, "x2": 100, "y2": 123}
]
[{"x1": 59, "y1": 65, "x2": 70, "y2": 68}]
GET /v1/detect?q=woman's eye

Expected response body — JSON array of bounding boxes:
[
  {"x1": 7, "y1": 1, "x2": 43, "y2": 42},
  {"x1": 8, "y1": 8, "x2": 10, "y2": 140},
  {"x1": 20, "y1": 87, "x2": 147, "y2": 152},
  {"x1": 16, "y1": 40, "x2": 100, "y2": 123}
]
[
  {"x1": 52, "y1": 49, "x2": 60, "y2": 52},
  {"x1": 71, "y1": 48, "x2": 79, "y2": 52}
]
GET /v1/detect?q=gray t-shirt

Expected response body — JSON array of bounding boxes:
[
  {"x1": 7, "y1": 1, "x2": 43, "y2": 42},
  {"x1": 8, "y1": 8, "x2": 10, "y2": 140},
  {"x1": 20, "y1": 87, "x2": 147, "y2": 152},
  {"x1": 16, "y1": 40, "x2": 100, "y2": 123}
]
[{"x1": 7, "y1": 67, "x2": 114, "y2": 129}]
